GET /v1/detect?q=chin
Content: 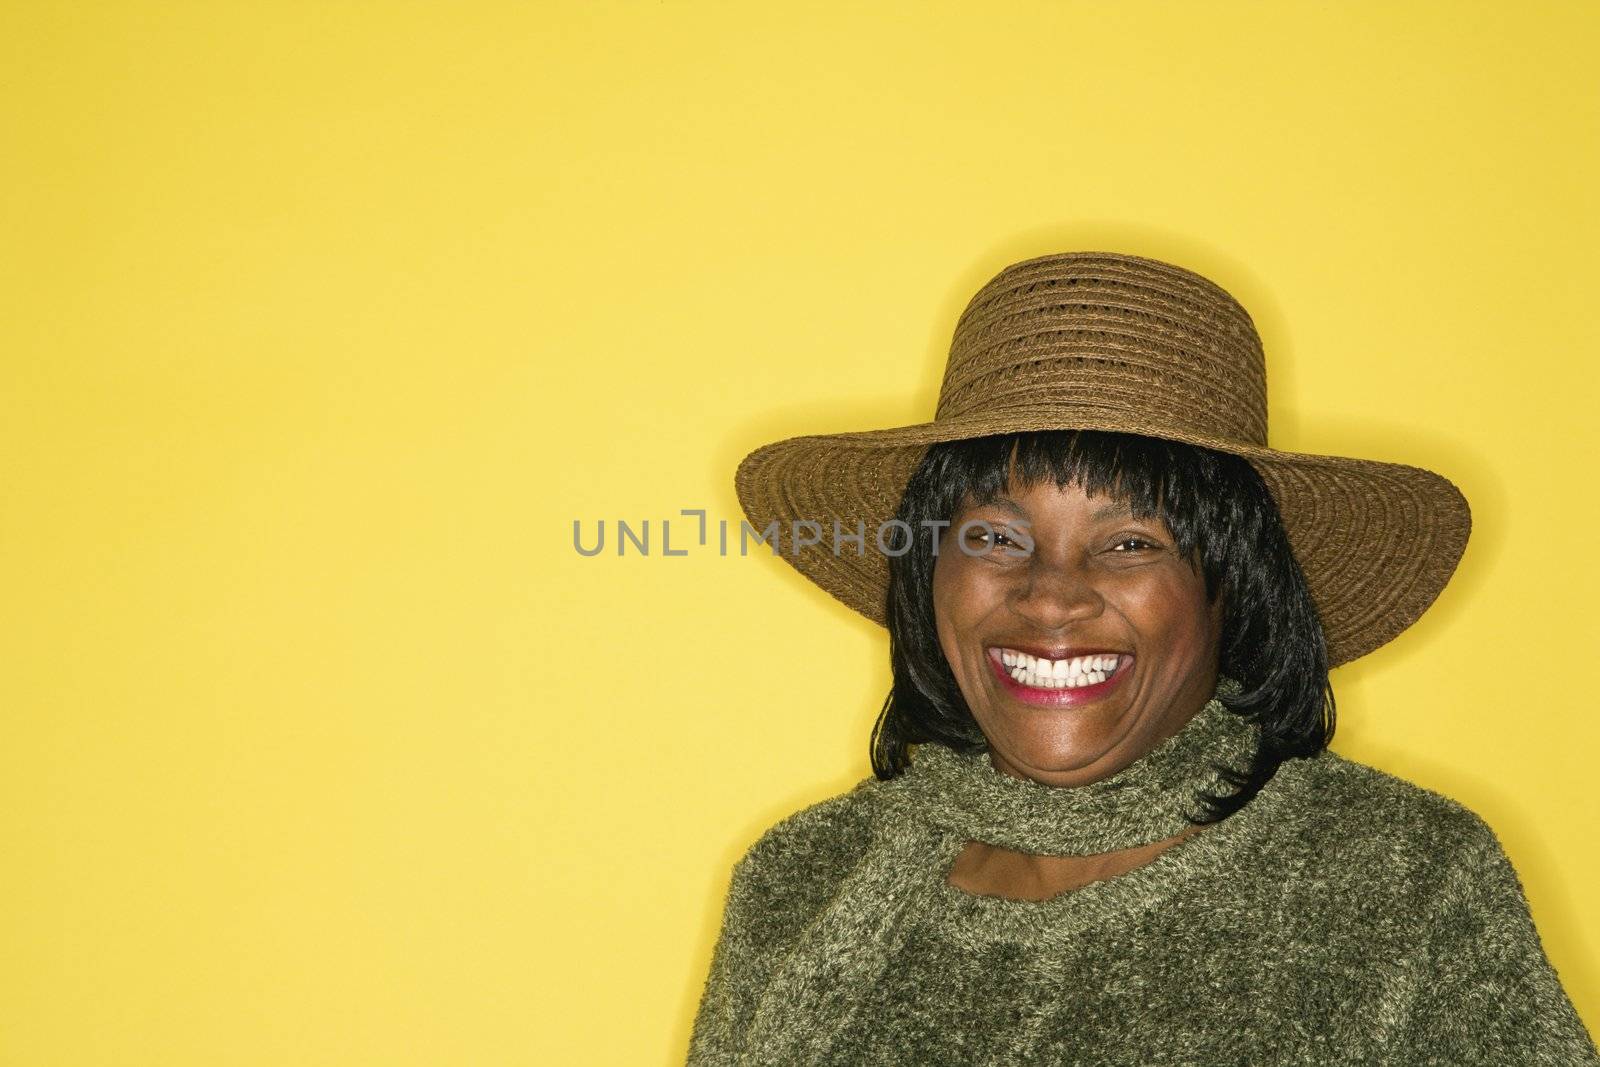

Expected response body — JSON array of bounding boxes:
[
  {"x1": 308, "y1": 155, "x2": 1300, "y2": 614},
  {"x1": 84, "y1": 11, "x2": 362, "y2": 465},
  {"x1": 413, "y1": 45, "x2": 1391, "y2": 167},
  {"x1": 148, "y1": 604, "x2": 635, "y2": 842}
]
[{"x1": 987, "y1": 720, "x2": 1127, "y2": 783}]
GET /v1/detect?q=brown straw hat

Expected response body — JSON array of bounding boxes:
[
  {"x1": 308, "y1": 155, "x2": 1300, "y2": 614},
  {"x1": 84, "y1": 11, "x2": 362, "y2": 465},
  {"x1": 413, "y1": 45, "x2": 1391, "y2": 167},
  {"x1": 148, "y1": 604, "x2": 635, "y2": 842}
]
[{"x1": 733, "y1": 251, "x2": 1471, "y2": 667}]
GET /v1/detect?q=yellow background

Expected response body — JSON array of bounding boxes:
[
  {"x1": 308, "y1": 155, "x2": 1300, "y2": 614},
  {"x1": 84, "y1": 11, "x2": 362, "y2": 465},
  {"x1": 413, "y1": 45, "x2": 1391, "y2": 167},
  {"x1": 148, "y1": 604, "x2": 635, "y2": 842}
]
[{"x1": 4, "y1": 2, "x2": 1596, "y2": 1063}]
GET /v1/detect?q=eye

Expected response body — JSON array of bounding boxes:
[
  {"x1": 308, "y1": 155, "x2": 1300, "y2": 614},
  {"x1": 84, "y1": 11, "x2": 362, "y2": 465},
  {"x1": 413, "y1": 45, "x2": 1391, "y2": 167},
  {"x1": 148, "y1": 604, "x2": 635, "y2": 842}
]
[
  {"x1": 1110, "y1": 536, "x2": 1159, "y2": 553},
  {"x1": 965, "y1": 526, "x2": 1017, "y2": 549},
  {"x1": 960, "y1": 522, "x2": 1030, "y2": 556}
]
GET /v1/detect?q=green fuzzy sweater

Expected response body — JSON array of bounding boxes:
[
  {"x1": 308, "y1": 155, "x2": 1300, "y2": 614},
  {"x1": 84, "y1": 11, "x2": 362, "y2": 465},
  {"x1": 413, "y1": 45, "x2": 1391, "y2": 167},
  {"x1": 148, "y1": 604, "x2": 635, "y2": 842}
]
[{"x1": 687, "y1": 696, "x2": 1598, "y2": 1065}]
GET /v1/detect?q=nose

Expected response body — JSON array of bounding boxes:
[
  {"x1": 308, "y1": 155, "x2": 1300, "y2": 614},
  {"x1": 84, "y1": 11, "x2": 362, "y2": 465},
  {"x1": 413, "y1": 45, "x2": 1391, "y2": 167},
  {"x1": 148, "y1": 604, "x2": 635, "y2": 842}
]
[{"x1": 1008, "y1": 557, "x2": 1105, "y2": 630}]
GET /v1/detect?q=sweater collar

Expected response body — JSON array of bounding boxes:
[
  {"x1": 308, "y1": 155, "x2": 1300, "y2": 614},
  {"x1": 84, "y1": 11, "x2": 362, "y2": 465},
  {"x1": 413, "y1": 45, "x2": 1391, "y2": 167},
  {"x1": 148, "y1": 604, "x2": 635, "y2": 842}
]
[{"x1": 893, "y1": 675, "x2": 1260, "y2": 855}]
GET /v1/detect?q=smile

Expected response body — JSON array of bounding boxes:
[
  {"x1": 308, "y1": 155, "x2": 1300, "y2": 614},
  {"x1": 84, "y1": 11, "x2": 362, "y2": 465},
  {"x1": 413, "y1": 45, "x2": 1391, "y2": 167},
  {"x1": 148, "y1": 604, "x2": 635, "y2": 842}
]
[{"x1": 985, "y1": 647, "x2": 1133, "y2": 706}]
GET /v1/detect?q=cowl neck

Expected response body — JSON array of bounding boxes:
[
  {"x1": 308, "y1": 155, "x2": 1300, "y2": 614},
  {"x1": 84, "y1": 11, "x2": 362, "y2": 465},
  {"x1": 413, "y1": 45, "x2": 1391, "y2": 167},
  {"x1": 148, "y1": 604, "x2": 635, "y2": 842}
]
[
  {"x1": 891, "y1": 674, "x2": 1259, "y2": 855},
  {"x1": 739, "y1": 675, "x2": 1267, "y2": 1063}
]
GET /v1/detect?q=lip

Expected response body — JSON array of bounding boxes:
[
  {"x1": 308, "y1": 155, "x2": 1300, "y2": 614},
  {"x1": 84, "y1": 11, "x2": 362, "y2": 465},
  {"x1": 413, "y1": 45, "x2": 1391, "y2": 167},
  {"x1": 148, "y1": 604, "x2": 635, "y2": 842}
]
[
  {"x1": 990, "y1": 642, "x2": 1127, "y2": 661},
  {"x1": 985, "y1": 647, "x2": 1134, "y2": 708}
]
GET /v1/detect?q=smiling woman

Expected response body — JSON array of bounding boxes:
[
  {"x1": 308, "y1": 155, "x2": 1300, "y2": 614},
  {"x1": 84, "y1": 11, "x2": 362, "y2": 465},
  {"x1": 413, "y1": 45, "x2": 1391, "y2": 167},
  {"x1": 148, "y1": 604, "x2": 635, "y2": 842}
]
[
  {"x1": 891, "y1": 431, "x2": 1310, "y2": 791},
  {"x1": 687, "y1": 252, "x2": 1600, "y2": 1064},
  {"x1": 897, "y1": 431, "x2": 1315, "y2": 902}
]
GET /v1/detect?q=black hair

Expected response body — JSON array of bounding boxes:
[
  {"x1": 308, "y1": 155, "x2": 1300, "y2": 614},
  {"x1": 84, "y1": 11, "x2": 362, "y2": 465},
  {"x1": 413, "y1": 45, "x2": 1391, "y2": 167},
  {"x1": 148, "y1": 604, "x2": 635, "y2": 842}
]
[{"x1": 868, "y1": 429, "x2": 1335, "y2": 825}]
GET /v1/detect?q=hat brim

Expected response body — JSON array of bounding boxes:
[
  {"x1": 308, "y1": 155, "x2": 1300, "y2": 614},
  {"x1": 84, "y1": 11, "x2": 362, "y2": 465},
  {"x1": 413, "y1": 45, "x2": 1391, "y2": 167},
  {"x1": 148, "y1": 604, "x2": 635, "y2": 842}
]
[{"x1": 733, "y1": 404, "x2": 1470, "y2": 667}]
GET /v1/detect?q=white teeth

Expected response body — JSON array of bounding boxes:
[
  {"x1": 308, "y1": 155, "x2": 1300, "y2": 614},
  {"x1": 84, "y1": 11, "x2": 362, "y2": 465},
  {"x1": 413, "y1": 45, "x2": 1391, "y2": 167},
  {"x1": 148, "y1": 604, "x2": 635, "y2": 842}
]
[{"x1": 997, "y1": 649, "x2": 1123, "y2": 690}]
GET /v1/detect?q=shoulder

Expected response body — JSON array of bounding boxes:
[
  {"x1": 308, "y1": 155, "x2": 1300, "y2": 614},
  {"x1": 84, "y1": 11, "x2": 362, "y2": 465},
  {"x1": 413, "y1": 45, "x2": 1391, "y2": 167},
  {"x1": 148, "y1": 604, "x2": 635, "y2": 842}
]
[
  {"x1": 720, "y1": 776, "x2": 885, "y2": 941},
  {"x1": 1291, "y1": 748, "x2": 1492, "y2": 838},
  {"x1": 1269, "y1": 748, "x2": 1511, "y2": 908},
  {"x1": 737, "y1": 775, "x2": 883, "y2": 879},
  {"x1": 1312, "y1": 748, "x2": 1494, "y2": 828},
  {"x1": 1270, "y1": 758, "x2": 1596, "y2": 1058}
]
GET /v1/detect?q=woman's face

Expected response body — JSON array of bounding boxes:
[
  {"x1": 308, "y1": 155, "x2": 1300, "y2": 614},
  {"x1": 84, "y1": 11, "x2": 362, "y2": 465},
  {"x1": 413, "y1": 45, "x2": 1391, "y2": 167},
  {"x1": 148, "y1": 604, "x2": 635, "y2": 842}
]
[{"x1": 931, "y1": 475, "x2": 1223, "y2": 787}]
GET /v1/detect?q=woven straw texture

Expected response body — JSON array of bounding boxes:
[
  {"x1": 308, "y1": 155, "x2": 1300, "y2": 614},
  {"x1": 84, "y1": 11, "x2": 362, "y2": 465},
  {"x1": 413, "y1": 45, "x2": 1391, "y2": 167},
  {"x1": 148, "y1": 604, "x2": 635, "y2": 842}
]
[{"x1": 733, "y1": 251, "x2": 1470, "y2": 667}]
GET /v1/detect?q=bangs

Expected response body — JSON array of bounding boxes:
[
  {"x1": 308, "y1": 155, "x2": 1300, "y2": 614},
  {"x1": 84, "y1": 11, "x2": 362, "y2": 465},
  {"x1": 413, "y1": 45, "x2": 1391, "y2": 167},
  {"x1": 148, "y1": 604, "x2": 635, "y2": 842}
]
[{"x1": 926, "y1": 431, "x2": 1210, "y2": 562}]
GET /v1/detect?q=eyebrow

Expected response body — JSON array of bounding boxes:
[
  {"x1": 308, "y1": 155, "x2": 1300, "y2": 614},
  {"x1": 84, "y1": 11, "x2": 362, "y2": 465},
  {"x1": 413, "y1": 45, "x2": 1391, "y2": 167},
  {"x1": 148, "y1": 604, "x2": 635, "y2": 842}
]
[
  {"x1": 1090, "y1": 501, "x2": 1135, "y2": 521},
  {"x1": 973, "y1": 496, "x2": 1029, "y2": 517}
]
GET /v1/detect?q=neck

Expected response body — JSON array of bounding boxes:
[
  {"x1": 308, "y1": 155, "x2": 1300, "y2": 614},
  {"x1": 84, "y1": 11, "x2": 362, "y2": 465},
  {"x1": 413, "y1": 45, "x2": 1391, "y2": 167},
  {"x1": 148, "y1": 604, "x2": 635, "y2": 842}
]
[{"x1": 896, "y1": 676, "x2": 1261, "y2": 856}]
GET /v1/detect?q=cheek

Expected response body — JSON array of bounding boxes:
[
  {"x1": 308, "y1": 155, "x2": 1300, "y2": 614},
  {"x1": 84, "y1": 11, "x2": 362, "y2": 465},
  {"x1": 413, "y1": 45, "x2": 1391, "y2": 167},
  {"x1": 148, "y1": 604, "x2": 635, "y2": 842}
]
[
  {"x1": 932, "y1": 558, "x2": 990, "y2": 668},
  {"x1": 1120, "y1": 571, "x2": 1216, "y2": 651}
]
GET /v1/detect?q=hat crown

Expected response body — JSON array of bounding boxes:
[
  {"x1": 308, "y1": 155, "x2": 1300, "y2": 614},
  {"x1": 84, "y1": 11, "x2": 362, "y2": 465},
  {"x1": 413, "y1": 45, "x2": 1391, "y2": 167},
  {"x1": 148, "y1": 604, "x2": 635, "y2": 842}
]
[{"x1": 935, "y1": 252, "x2": 1269, "y2": 446}]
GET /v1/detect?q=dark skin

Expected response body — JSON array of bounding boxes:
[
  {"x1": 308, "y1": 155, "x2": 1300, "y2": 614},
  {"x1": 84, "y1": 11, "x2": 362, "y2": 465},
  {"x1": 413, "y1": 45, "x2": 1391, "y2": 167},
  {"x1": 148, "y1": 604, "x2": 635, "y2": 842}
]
[{"x1": 932, "y1": 474, "x2": 1225, "y2": 901}]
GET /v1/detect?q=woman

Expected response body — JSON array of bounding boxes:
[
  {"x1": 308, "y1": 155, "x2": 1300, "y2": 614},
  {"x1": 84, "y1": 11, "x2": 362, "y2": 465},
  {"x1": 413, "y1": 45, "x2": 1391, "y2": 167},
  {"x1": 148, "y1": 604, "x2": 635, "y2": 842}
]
[{"x1": 687, "y1": 252, "x2": 1598, "y2": 1064}]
